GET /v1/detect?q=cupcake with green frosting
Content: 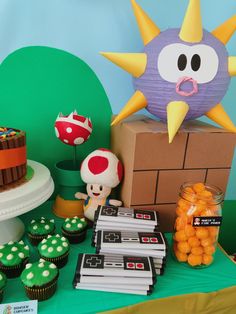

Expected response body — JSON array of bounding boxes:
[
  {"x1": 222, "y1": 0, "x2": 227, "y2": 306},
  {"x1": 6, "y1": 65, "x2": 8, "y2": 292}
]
[
  {"x1": 0, "y1": 271, "x2": 7, "y2": 303},
  {"x1": 0, "y1": 240, "x2": 30, "y2": 278},
  {"x1": 21, "y1": 259, "x2": 59, "y2": 301},
  {"x1": 27, "y1": 217, "x2": 55, "y2": 245},
  {"x1": 38, "y1": 234, "x2": 70, "y2": 268},
  {"x1": 62, "y1": 217, "x2": 87, "y2": 244}
]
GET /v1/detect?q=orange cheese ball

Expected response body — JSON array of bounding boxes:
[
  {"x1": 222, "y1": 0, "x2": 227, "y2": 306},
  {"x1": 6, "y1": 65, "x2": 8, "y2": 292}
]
[
  {"x1": 197, "y1": 190, "x2": 213, "y2": 200},
  {"x1": 177, "y1": 241, "x2": 191, "y2": 254},
  {"x1": 176, "y1": 207, "x2": 186, "y2": 216},
  {"x1": 193, "y1": 200, "x2": 207, "y2": 215},
  {"x1": 174, "y1": 230, "x2": 188, "y2": 242},
  {"x1": 201, "y1": 238, "x2": 213, "y2": 247},
  {"x1": 202, "y1": 254, "x2": 213, "y2": 265},
  {"x1": 204, "y1": 245, "x2": 216, "y2": 255},
  {"x1": 181, "y1": 187, "x2": 197, "y2": 203},
  {"x1": 184, "y1": 186, "x2": 195, "y2": 194},
  {"x1": 201, "y1": 209, "x2": 215, "y2": 217},
  {"x1": 178, "y1": 199, "x2": 191, "y2": 211},
  {"x1": 208, "y1": 227, "x2": 219, "y2": 238},
  {"x1": 191, "y1": 246, "x2": 204, "y2": 255},
  {"x1": 175, "y1": 250, "x2": 188, "y2": 262},
  {"x1": 186, "y1": 214, "x2": 194, "y2": 224},
  {"x1": 175, "y1": 215, "x2": 191, "y2": 231},
  {"x1": 197, "y1": 199, "x2": 207, "y2": 207},
  {"x1": 210, "y1": 237, "x2": 217, "y2": 243},
  {"x1": 207, "y1": 204, "x2": 218, "y2": 211},
  {"x1": 184, "y1": 225, "x2": 195, "y2": 237},
  {"x1": 196, "y1": 228, "x2": 209, "y2": 240},
  {"x1": 193, "y1": 183, "x2": 205, "y2": 193},
  {"x1": 187, "y1": 254, "x2": 202, "y2": 266},
  {"x1": 175, "y1": 217, "x2": 185, "y2": 231},
  {"x1": 183, "y1": 193, "x2": 197, "y2": 203},
  {"x1": 188, "y1": 236, "x2": 200, "y2": 248}
]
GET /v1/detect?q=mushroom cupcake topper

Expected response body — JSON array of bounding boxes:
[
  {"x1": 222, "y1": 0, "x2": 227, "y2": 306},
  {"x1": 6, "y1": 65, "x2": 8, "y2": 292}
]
[
  {"x1": 102, "y1": 0, "x2": 236, "y2": 143},
  {"x1": 75, "y1": 148, "x2": 123, "y2": 222}
]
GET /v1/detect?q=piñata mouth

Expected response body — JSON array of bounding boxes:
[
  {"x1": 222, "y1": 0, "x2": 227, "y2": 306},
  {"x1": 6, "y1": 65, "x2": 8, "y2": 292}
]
[{"x1": 176, "y1": 76, "x2": 198, "y2": 97}]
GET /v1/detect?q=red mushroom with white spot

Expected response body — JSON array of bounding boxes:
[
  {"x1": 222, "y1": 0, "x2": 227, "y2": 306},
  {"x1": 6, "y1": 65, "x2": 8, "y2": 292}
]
[{"x1": 75, "y1": 148, "x2": 123, "y2": 221}]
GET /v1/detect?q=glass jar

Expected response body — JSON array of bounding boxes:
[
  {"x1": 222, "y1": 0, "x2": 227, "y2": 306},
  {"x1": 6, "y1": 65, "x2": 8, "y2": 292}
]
[{"x1": 173, "y1": 182, "x2": 223, "y2": 268}]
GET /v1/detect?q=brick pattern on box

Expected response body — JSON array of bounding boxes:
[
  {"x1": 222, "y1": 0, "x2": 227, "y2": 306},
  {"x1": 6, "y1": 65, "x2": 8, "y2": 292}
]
[
  {"x1": 156, "y1": 169, "x2": 206, "y2": 204},
  {"x1": 134, "y1": 132, "x2": 188, "y2": 170},
  {"x1": 111, "y1": 116, "x2": 236, "y2": 232},
  {"x1": 184, "y1": 133, "x2": 236, "y2": 168},
  {"x1": 131, "y1": 171, "x2": 158, "y2": 205},
  {"x1": 206, "y1": 168, "x2": 231, "y2": 193}
]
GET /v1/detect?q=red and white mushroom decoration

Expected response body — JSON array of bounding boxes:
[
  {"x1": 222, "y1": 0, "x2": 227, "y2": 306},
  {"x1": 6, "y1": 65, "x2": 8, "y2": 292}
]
[
  {"x1": 54, "y1": 111, "x2": 92, "y2": 146},
  {"x1": 80, "y1": 148, "x2": 123, "y2": 188},
  {"x1": 75, "y1": 148, "x2": 123, "y2": 221}
]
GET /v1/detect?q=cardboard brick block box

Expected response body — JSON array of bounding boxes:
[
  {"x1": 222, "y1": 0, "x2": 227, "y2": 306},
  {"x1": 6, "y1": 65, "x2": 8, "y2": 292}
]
[{"x1": 111, "y1": 115, "x2": 236, "y2": 232}]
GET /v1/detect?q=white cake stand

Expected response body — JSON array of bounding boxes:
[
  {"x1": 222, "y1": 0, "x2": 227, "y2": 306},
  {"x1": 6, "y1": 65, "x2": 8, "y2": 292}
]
[{"x1": 0, "y1": 160, "x2": 54, "y2": 244}]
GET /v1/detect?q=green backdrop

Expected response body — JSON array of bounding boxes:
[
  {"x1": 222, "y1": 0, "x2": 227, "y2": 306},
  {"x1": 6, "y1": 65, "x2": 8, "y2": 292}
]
[
  {"x1": 0, "y1": 46, "x2": 112, "y2": 193},
  {"x1": 219, "y1": 201, "x2": 236, "y2": 254}
]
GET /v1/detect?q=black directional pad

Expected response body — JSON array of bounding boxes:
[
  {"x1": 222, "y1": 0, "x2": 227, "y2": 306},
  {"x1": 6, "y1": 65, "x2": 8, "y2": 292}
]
[
  {"x1": 103, "y1": 231, "x2": 121, "y2": 243},
  {"x1": 83, "y1": 255, "x2": 104, "y2": 269},
  {"x1": 101, "y1": 206, "x2": 118, "y2": 217}
]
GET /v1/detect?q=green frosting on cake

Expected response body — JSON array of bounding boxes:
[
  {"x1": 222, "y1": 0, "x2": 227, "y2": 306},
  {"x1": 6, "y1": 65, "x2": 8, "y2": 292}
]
[
  {"x1": 28, "y1": 217, "x2": 55, "y2": 235},
  {"x1": 62, "y1": 217, "x2": 87, "y2": 232},
  {"x1": 0, "y1": 241, "x2": 30, "y2": 267},
  {"x1": 38, "y1": 234, "x2": 69, "y2": 258},
  {"x1": 20, "y1": 259, "x2": 58, "y2": 287},
  {"x1": 0, "y1": 271, "x2": 7, "y2": 289}
]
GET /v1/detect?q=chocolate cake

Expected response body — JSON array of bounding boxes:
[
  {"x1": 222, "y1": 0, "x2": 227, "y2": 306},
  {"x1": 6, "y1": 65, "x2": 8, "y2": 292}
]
[{"x1": 0, "y1": 127, "x2": 27, "y2": 187}]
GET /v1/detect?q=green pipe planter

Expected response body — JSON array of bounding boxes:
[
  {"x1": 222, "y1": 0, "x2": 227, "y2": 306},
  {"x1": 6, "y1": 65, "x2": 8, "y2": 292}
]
[{"x1": 53, "y1": 160, "x2": 85, "y2": 218}]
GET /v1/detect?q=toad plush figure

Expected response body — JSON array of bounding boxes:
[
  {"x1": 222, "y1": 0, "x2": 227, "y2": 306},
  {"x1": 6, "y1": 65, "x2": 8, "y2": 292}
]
[{"x1": 75, "y1": 148, "x2": 123, "y2": 221}]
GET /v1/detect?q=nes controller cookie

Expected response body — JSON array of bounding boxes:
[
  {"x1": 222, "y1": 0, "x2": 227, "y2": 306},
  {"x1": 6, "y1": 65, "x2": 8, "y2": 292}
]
[
  {"x1": 97, "y1": 247, "x2": 167, "y2": 258},
  {"x1": 73, "y1": 254, "x2": 156, "y2": 281},
  {"x1": 94, "y1": 206, "x2": 159, "y2": 227},
  {"x1": 96, "y1": 249, "x2": 167, "y2": 264},
  {"x1": 74, "y1": 285, "x2": 152, "y2": 296},
  {"x1": 76, "y1": 274, "x2": 155, "y2": 286},
  {"x1": 96, "y1": 230, "x2": 167, "y2": 251},
  {"x1": 94, "y1": 221, "x2": 158, "y2": 233}
]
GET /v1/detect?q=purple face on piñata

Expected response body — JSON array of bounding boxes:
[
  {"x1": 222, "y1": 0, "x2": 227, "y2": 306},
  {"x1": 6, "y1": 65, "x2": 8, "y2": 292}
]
[{"x1": 133, "y1": 28, "x2": 230, "y2": 121}]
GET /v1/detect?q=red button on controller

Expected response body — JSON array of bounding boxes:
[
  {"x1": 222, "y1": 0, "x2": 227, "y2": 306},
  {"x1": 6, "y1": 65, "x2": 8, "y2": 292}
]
[
  {"x1": 136, "y1": 263, "x2": 144, "y2": 269},
  {"x1": 127, "y1": 263, "x2": 135, "y2": 269},
  {"x1": 150, "y1": 237, "x2": 158, "y2": 243}
]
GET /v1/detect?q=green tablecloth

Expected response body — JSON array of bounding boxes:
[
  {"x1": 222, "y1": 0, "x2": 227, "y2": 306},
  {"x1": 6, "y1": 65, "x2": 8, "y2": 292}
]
[{"x1": 2, "y1": 201, "x2": 236, "y2": 313}]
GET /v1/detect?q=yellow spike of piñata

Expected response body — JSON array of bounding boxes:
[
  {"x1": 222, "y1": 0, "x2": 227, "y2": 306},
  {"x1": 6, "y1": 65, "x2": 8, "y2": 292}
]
[
  {"x1": 212, "y1": 15, "x2": 236, "y2": 45},
  {"x1": 167, "y1": 101, "x2": 189, "y2": 143},
  {"x1": 100, "y1": 52, "x2": 147, "y2": 78},
  {"x1": 131, "y1": 0, "x2": 160, "y2": 45},
  {"x1": 179, "y1": 0, "x2": 203, "y2": 43},
  {"x1": 206, "y1": 104, "x2": 236, "y2": 132},
  {"x1": 111, "y1": 90, "x2": 147, "y2": 126}
]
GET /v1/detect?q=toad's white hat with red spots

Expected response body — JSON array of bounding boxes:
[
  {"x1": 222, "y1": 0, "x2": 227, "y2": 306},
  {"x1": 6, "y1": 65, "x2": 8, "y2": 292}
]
[{"x1": 80, "y1": 148, "x2": 123, "y2": 188}]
